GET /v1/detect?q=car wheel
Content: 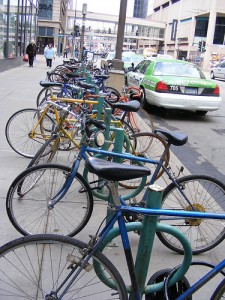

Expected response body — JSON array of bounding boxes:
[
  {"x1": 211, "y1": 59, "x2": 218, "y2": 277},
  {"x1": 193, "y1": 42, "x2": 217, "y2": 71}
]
[
  {"x1": 140, "y1": 88, "x2": 149, "y2": 110},
  {"x1": 196, "y1": 110, "x2": 208, "y2": 116},
  {"x1": 210, "y1": 71, "x2": 215, "y2": 79}
]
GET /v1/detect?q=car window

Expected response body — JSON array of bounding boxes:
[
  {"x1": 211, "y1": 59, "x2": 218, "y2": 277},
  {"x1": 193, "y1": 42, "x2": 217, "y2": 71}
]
[
  {"x1": 134, "y1": 60, "x2": 147, "y2": 73},
  {"x1": 221, "y1": 62, "x2": 225, "y2": 68},
  {"x1": 152, "y1": 61, "x2": 203, "y2": 78},
  {"x1": 140, "y1": 60, "x2": 151, "y2": 74}
]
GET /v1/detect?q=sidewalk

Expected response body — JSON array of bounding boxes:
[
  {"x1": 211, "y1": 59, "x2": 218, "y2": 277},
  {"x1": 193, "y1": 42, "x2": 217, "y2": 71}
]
[{"x1": 0, "y1": 55, "x2": 217, "y2": 299}]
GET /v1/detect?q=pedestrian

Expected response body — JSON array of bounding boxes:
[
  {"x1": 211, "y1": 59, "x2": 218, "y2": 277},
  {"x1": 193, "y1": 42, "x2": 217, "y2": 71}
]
[
  {"x1": 44, "y1": 43, "x2": 55, "y2": 68},
  {"x1": 26, "y1": 40, "x2": 36, "y2": 67},
  {"x1": 63, "y1": 47, "x2": 68, "y2": 58}
]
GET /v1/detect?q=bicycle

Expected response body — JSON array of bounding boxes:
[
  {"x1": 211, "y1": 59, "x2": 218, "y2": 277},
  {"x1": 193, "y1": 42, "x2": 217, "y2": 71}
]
[
  {"x1": 5, "y1": 93, "x2": 98, "y2": 158},
  {"x1": 6, "y1": 109, "x2": 225, "y2": 255},
  {"x1": 2, "y1": 158, "x2": 225, "y2": 299},
  {"x1": 114, "y1": 85, "x2": 154, "y2": 134}
]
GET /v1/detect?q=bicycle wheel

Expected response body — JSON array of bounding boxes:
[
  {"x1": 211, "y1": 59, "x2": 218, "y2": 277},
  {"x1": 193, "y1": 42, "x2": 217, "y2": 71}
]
[
  {"x1": 119, "y1": 132, "x2": 169, "y2": 189},
  {"x1": 0, "y1": 234, "x2": 128, "y2": 300},
  {"x1": 211, "y1": 278, "x2": 225, "y2": 299},
  {"x1": 27, "y1": 130, "x2": 80, "y2": 168},
  {"x1": 27, "y1": 134, "x2": 61, "y2": 168},
  {"x1": 157, "y1": 175, "x2": 225, "y2": 254},
  {"x1": 36, "y1": 86, "x2": 62, "y2": 107},
  {"x1": 6, "y1": 164, "x2": 93, "y2": 236},
  {"x1": 105, "y1": 86, "x2": 121, "y2": 103},
  {"x1": 5, "y1": 108, "x2": 55, "y2": 158},
  {"x1": 127, "y1": 108, "x2": 154, "y2": 134}
]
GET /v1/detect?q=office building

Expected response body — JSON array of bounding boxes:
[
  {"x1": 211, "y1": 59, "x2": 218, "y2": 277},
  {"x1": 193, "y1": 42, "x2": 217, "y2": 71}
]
[
  {"x1": 0, "y1": 0, "x2": 38, "y2": 72},
  {"x1": 150, "y1": 0, "x2": 225, "y2": 69},
  {"x1": 133, "y1": 0, "x2": 149, "y2": 19}
]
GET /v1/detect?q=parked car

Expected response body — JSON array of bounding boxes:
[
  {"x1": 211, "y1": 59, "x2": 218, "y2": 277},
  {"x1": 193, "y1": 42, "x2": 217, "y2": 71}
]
[
  {"x1": 126, "y1": 58, "x2": 222, "y2": 115},
  {"x1": 101, "y1": 51, "x2": 144, "y2": 69},
  {"x1": 210, "y1": 61, "x2": 225, "y2": 80}
]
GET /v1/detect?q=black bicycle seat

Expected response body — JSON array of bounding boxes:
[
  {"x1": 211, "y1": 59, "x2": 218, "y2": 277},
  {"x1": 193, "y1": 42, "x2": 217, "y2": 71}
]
[
  {"x1": 112, "y1": 100, "x2": 140, "y2": 112},
  {"x1": 39, "y1": 81, "x2": 63, "y2": 88},
  {"x1": 94, "y1": 75, "x2": 110, "y2": 80},
  {"x1": 154, "y1": 129, "x2": 188, "y2": 146},
  {"x1": 85, "y1": 157, "x2": 150, "y2": 181}
]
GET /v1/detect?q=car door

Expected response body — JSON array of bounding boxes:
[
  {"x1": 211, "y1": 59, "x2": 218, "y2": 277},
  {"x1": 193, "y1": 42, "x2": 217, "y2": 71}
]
[{"x1": 127, "y1": 60, "x2": 151, "y2": 87}]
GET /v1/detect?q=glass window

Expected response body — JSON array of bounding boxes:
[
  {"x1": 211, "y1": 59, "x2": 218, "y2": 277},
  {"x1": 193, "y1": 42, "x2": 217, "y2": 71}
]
[
  {"x1": 195, "y1": 17, "x2": 208, "y2": 38},
  {"x1": 47, "y1": 27, "x2": 54, "y2": 36},
  {"x1": 213, "y1": 17, "x2": 225, "y2": 45},
  {"x1": 0, "y1": 1, "x2": 8, "y2": 59}
]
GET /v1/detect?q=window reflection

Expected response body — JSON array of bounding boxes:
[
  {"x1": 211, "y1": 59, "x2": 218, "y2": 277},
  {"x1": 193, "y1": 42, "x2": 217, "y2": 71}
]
[{"x1": 0, "y1": 0, "x2": 37, "y2": 60}]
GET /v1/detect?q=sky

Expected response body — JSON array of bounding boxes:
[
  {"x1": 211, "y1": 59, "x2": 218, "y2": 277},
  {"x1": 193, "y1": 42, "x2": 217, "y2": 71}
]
[{"x1": 73, "y1": 0, "x2": 153, "y2": 17}]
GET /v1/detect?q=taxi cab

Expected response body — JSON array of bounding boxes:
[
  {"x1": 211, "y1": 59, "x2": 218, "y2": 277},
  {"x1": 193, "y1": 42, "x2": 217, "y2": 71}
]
[{"x1": 126, "y1": 58, "x2": 222, "y2": 115}]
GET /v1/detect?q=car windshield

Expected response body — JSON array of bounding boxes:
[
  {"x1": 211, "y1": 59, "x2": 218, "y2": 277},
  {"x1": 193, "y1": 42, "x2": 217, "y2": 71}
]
[{"x1": 153, "y1": 61, "x2": 204, "y2": 78}]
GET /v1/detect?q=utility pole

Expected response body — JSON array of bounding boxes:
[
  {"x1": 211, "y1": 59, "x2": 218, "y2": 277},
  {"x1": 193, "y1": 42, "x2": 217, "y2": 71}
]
[
  {"x1": 72, "y1": 0, "x2": 77, "y2": 58},
  {"x1": 79, "y1": 3, "x2": 87, "y2": 61},
  {"x1": 114, "y1": 0, "x2": 128, "y2": 70}
]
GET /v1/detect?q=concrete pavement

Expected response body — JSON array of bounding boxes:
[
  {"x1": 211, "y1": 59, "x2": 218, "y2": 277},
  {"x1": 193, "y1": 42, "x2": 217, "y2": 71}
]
[{"x1": 0, "y1": 54, "x2": 222, "y2": 299}]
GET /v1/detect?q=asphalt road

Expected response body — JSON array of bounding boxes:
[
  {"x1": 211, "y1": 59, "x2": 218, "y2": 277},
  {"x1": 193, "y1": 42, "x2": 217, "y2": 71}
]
[{"x1": 144, "y1": 75, "x2": 225, "y2": 185}]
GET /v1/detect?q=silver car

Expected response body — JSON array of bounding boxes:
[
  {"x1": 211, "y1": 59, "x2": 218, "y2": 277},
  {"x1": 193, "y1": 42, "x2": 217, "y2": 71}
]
[{"x1": 210, "y1": 61, "x2": 225, "y2": 80}]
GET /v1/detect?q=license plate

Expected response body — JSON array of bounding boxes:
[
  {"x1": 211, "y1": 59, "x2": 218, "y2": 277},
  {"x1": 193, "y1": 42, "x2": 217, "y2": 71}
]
[{"x1": 185, "y1": 87, "x2": 198, "y2": 94}]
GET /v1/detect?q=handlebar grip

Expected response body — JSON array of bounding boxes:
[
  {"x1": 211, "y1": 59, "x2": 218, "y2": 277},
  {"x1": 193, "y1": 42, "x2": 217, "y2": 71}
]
[{"x1": 89, "y1": 119, "x2": 106, "y2": 130}]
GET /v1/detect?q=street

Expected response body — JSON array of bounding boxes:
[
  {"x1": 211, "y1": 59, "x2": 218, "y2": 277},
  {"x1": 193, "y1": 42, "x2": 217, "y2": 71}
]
[{"x1": 145, "y1": 76, "x2": 225, "y2": 184}]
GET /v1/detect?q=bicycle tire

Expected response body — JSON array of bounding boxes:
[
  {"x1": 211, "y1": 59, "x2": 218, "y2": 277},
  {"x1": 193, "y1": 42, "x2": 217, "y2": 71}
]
[
  {"x1": 118, "y1": 118, "x2": 137, "y2": 150},
  {"x1": 157, "y1": 175, "x2": 225, "y2": 254},
  {"x1": 36, "y1": 86, "x2": 62, "y2": 107},
  {"x1": 6, "y1": 164, "x2": 93, "y2": 236},
  {"x1": 0, "y1": 234, "x2": 128, "y2": 300},
  {"x1": 105, "y1": 86, "x2": 121, "y2": 103},
  {"x1": 26, "y1": 134, "x2": 60, "y2": 168},
  {"x1": 119, "y1": 132, "x2": 170, "y2": 189},
  {"x1": 5, "y1": 108, "x2": 55, "y2": 158},
  {"x1": 27, "y1": 131, "x2": 80, "y2": 168},
  {"x1": 211, "y1": 278, "x2": 225, "y2": 299}
]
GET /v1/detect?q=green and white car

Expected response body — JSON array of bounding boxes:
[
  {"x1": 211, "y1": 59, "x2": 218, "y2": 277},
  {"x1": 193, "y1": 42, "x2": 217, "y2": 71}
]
[{"x1": 126, "y1": 58, "x2": 222, "y2": 115}]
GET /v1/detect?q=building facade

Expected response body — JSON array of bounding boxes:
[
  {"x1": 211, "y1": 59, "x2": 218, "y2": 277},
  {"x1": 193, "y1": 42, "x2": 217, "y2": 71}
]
[
  {"x1": 37, "y1": 0, "x2": 68, "y2": 55},
  {"x1": 66, "y1": 9, "x2": 165, "y2": 55},
  {"x1": 150, "y1": 0, "x2": 225, "y2": 69},
  {"x1": 133, "y1": 0, "x2": 149, "y2": 19},
  {"x1": 0, "y1": 0, "x2": 38, "y2": 72}
]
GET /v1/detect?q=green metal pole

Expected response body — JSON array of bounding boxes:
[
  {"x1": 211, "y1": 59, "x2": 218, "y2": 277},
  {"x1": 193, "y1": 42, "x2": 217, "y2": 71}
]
[
  {"x1": 131, "y1": 184, "x2": 164, "y2": 298},
  {"x1": 106, "y1": 128, "x2": 124, "y2": 227}
]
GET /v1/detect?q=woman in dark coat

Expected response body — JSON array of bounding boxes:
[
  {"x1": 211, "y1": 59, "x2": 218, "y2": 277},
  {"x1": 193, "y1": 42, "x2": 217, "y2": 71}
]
[{"x1": 26, "y1": 40, "x2": 36, "y2": 67}]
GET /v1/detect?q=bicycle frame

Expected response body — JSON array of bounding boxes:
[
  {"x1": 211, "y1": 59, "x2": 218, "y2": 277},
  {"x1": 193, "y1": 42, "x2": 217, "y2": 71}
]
[
  {"x1": 47, "y1": 180, "x2": 225, "y2": 299},
  {"x1": 48, "y1": 136, "x2": 191, "y2": 211}
]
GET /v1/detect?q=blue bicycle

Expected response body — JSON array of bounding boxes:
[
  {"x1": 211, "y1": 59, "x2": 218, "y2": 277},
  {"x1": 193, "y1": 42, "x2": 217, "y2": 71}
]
[{"x1": 2, "y1": 157, "x2": 225, "y2": 299}]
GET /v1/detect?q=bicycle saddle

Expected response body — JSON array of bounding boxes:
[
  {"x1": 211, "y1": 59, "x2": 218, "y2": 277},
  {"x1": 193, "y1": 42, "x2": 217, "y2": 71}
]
[
  {"x1": 94, "y1": 75, "x2": 110, "y2": 80},
  {"x1": 64, "y1": 72, "x2": 80, "y2": 78},
  {"x1": 78, "y1": 81, "x2": 96, "y2": 89},
  {"x1": 154, "y1": 129, "x2": 188, "y2": 146},
  {"x1": 64, "y1": 65, "x2": 78, "y2": 71},
  {"x1": 39, "y1": 81, "x2": 63, "y2": 88},
  {"x1": 112, "y1": 100, "x2": 140, "y2": 112},
  {"x1": 85, "y1": 157, "x2": 150, "y2": 181}
]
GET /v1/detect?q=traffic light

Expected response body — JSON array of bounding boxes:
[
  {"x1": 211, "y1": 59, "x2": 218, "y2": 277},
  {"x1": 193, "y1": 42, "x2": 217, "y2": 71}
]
[
  {"x1": 198, "y1": 41, "x2": 206, "y2": 52},
  {"x1": 202, "y1": 41, "x2": 206, "y2": 52}
]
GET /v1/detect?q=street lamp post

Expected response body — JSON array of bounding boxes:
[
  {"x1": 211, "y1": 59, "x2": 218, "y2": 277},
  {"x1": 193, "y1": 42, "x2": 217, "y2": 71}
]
[
  {"x1": 58, "y1": 30, "x2": 61, "y2": 57},
  {"x1": 79, "y1": 3, "x2": 87, "y2": 61},
  {"x1": 72, "y1": 0, "x2": 77, "y2": 58}
]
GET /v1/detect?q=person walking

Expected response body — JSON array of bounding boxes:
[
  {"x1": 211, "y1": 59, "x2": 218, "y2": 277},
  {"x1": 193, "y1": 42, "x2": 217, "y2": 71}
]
[
  {"x1": 26, "y1": 40, "x2": 36, "y2": 67},
  {"x1": 63, "y1": 47, "x2": 68, "y2": 58},
  {"x1": 44, "y1": 43, "x2": 55, "y2": 68}
]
